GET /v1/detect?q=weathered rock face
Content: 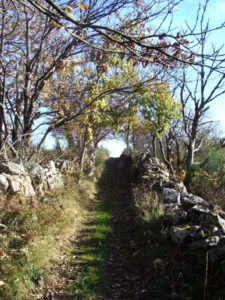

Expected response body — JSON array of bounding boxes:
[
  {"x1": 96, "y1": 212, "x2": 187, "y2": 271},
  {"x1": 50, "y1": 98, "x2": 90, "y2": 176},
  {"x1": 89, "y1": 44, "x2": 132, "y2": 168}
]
[
  {"x1": 163, "y1": 180, "x2": 187, "y2": 193},
  {"x1": 29, "y1": 163, "x2": 46, "y2": 185},
  {"x1": 0, "y1": 174, "x2": 9, "y2": 194},
  {"x1": 180, "y1": 193, "x2": 208, "y2": 208},
  {"x1": 137, "y1": 153, "x2": 170, "y2": 181},
  {"x1": 29, "y1": 160, "x2": 64, "y2": 194},
  {"x1": 56, "y1": 160, "x2": 76, "y2": 174},
  {"x1": 3, "y1": 173, "x2": 35, "y2": 197},
  {"x1": 171, "y1": 225, "x2": 200, "y2": 244},
  {"x1": 163, "y1": 188, "x2": 180, "y2": 204},
  {"x1": 0, "y1": 158, "x2": 69, "y2": 198},
  {"x1": 0, "y1": 161, "x2": 26, "y2": 175},
  {"x1": 44, "y1": 160, "x2": 64, "y2": 191},
  {"x1": 191, "y1": 236, "x2": 220, "y2": 250},
  {"x1": 0, "y1": 161, "x2": 35, "y2": 197}
]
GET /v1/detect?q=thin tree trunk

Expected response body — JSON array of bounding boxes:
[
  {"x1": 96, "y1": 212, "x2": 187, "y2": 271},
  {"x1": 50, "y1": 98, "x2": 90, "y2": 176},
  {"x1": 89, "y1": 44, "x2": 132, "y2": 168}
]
[
  {"x1": 159, "y1": 138, "x2": 174, "y2": 174},
  {"x1": 175, "y1": 138, "x2": 181, "y2": 171},
  {"x1": 184, "y1": 139, "x2": 195, "y2": 190},
  {"x1": 152, "y1": 134, "x2": 157, "y2": 157},
  {"x1": 80, "y1": 125, "x2": 88, "y2": 171},
  {"x1": 0, "y1": 0, "x2": 7, "y2": 158}
]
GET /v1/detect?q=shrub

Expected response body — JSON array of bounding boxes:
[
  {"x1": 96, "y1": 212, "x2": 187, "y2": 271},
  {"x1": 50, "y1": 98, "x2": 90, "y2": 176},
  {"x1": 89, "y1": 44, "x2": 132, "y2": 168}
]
[{"x1": 191, "y1": 141, "x2": 225, "y2": 207}]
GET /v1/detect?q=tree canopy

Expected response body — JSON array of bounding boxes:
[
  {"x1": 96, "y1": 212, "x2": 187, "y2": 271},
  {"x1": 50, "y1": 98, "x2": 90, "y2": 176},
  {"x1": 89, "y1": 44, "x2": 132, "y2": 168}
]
[{"x1": 0, "y1": 0, "x2": 225, "y2": 175}]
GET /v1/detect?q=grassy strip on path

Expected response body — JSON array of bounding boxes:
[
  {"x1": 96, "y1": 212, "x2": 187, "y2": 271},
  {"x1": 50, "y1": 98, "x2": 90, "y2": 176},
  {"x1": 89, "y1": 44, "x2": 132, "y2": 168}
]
[{"x1": 62, "y1": 159, "x2": 114, "y2": 299}]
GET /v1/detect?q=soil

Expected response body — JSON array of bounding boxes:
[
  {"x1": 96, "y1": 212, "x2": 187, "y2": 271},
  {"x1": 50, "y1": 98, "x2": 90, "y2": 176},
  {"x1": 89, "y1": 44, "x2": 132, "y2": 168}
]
[{"x1": 106, "y1": 156, "x2": 149, "y2": 299}]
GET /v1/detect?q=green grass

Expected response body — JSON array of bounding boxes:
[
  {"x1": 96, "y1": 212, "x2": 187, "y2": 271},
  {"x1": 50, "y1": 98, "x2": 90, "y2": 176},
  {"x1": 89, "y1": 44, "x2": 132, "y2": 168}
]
[
  {"x1": 65, "y1": 162, "x2": 114, "y2": 299},
  {"x1": 65, "y1": 160, "x2": 114, "y2": 299}
]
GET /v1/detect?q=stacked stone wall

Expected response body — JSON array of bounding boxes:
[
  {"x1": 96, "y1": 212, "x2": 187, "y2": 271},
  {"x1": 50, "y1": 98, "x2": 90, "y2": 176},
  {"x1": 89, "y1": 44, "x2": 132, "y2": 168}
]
[{"x1": 136, "y1": 153, "x2": 225, "y2": 265}]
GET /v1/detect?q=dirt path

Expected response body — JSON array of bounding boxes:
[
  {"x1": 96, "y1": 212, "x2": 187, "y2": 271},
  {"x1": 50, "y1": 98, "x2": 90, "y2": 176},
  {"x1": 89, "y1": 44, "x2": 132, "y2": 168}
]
[
  {"x1": 39, "y1": 157, "x2": 149, "y2": 299},
  {"x1": 106, "y1": 157, "x2": 148, "y2": 299}
]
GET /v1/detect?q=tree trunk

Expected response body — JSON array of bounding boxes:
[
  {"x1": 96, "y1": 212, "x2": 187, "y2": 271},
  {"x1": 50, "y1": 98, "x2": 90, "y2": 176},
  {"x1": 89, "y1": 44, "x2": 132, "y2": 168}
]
[
  {"x1": 125, "y1": 125, "x2": 130, "y2": 150},
  {"x1": 152, "y1": 134, "x2": 157, "y2": 157},
  {"x1": 175, "y1": 138, "x2": 182, "y2": 171},
  {"x1": 80, "y1": 126, "x2": 88, "y2": 171},
  {"x1": 65, "y1": 132, "x2": 75, "y2": 150},
  {"x1": 0, "y1": 2, "x2": 7, "y2": 159},
  {"x1": 184, "y1": 139, "x2": 195, "y2": 191},
  {"x1": 159, "y1": 139, "x2": 174, "y2": 174}
]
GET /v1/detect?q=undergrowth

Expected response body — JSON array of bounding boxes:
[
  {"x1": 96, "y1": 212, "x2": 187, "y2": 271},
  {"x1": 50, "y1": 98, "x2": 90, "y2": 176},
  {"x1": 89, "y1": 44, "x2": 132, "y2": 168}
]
[
  {"x1": 0, "y1": 148, "x2": 111, "y2": 299},
  {"x1": 132, "y1": 182, "x2": 207, "y2": 300},
  {"x1": 0, "y1": 171, "x2": 93, "y2": 300},
  {"x1": 132, "y1": 173, "x2": 225, "y2": 300}
]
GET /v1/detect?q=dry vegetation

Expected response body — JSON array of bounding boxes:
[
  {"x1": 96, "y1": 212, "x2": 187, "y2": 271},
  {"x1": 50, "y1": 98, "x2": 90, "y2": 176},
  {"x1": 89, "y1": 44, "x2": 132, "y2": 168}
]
[{"x1": 0, "y1": 172, "x2": 96, "y2": 299}]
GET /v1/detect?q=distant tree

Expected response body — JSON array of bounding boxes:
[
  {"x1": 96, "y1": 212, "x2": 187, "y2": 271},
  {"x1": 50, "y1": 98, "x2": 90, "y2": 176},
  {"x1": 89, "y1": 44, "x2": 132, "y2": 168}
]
[
  {"x1": 177, "y1": 1, "x2": 225, "y2": 189},
  {"x1": 191, "y1": 136, "x2": 225, "y2": 207}
]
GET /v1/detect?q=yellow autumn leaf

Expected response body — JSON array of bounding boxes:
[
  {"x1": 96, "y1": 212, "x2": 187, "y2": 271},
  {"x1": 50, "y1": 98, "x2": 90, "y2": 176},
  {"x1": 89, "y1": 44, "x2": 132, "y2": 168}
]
[
  {"x1": 49, "y1": 21, "x2": 62, "y2": 29},
  {"x1": 76, "y1": 3, "x2": 88, "y2": 10},
  {"x1": 66, "y1": 5, "x2": 74, "y2": 13}
]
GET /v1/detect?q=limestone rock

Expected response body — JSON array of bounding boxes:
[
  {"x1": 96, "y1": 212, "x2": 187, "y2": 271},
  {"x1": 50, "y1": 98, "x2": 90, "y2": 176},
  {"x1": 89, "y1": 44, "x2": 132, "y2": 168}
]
[
  {"x1": 5, "y1": 174, "x2": 35, "y2": 197},
  {"x1": 188, "y1": 205, "x2": 211, "y2": 223},
  {"x1": 173, "y1": 209, "x2": 189, "y2": 225},
  {"x1": 57, "y1": 160, "x2": 76, "y2": 173},
  {"x1": 181, "y1": 193, "x2": 208, "y2": 208},
  {"x1": 171, "y1": 226, "x2": 190, "y2": 244},
  {"x1": 202, "y1": 214, "x2": 225, "y2": 233},
  {"x1": 209, "y1": 236, "x2": 225, "y2": 263},
  {"x1": 200, "y1": 224, "x2": 222, "y2": 237},
  {"x1": 0, "y1": 161, "x2": 26, "y2": 175},
  {"x1": 46, "y1": 174, "x2": 63, "y2": 190},
  {"x1": 175, "y1": 182, "x2": 187, "y2": 193},
  {"x1": 29, "y1": 163, "x2": 46, "y2": 184},
  {"x1": 139, "y1": 155, "x2": 170, "y2": 181},
  {"x1": 9, "y1": 177, "x2": 21, "y2": 193},
  {"x1": 0, "y1": 174, "x2": 9, "y2": 193},
  {"x1": 163, "y1": 188, "x2": 180, "y2": 204},
  {"x1": 163, "y1": 180, "x2": 187, "y2": 193},
  {"x1": 46, "y1": 160, "x2": 57, "y2": 174},
  {"x1": 171, "y1": 225, "x2": 200, "y2": 244},
  {"x1": 191, "y1": 236, "x2": 220, "y2": 250},
  {"x1": 208, "y1": 204, "x2": 225, "y2": 220}
]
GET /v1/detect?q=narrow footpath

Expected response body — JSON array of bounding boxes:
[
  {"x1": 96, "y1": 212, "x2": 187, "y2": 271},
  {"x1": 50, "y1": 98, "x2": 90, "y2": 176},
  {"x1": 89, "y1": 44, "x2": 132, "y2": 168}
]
[
  {"x1": 40, "y1": 157, "x2": 150, "y2": 299},
  {"x1": 106, "y1": 157, "x2": 148, "y2": 299}
]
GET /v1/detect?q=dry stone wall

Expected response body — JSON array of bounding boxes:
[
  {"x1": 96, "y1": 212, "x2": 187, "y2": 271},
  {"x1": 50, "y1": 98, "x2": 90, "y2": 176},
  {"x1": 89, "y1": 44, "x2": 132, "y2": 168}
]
[
  {"x1": 136, "y1": 153, "x2": 225, "y2": 266},
  {"x1": 0, "y1": 159, "x2": 76, "y2": 198}
]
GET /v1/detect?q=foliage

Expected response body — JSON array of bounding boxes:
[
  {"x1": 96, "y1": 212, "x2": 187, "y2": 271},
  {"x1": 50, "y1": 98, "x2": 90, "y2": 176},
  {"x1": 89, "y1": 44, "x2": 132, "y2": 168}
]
[
  {"x1": 191, "y1": 141, "x2": 225, "y2": 207},
  {"x1": 0, "y1": 0, "x2": 203, "y2": 160},
  {"x1": 0, "y1": 172, "x2": 93, "y2": 299},
  {"x1": 95, "y1": 148, "x2": 109, "y2": 178},
  {"x1": 137, "y1": 82, "x2": 181, "y2": 139}
]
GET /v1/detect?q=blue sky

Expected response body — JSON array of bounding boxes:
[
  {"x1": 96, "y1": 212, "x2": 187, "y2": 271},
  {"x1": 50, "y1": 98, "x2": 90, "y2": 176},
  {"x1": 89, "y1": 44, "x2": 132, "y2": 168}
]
[{"x1": 174, "y1": 0, "x2": 225, "y2": 132}]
